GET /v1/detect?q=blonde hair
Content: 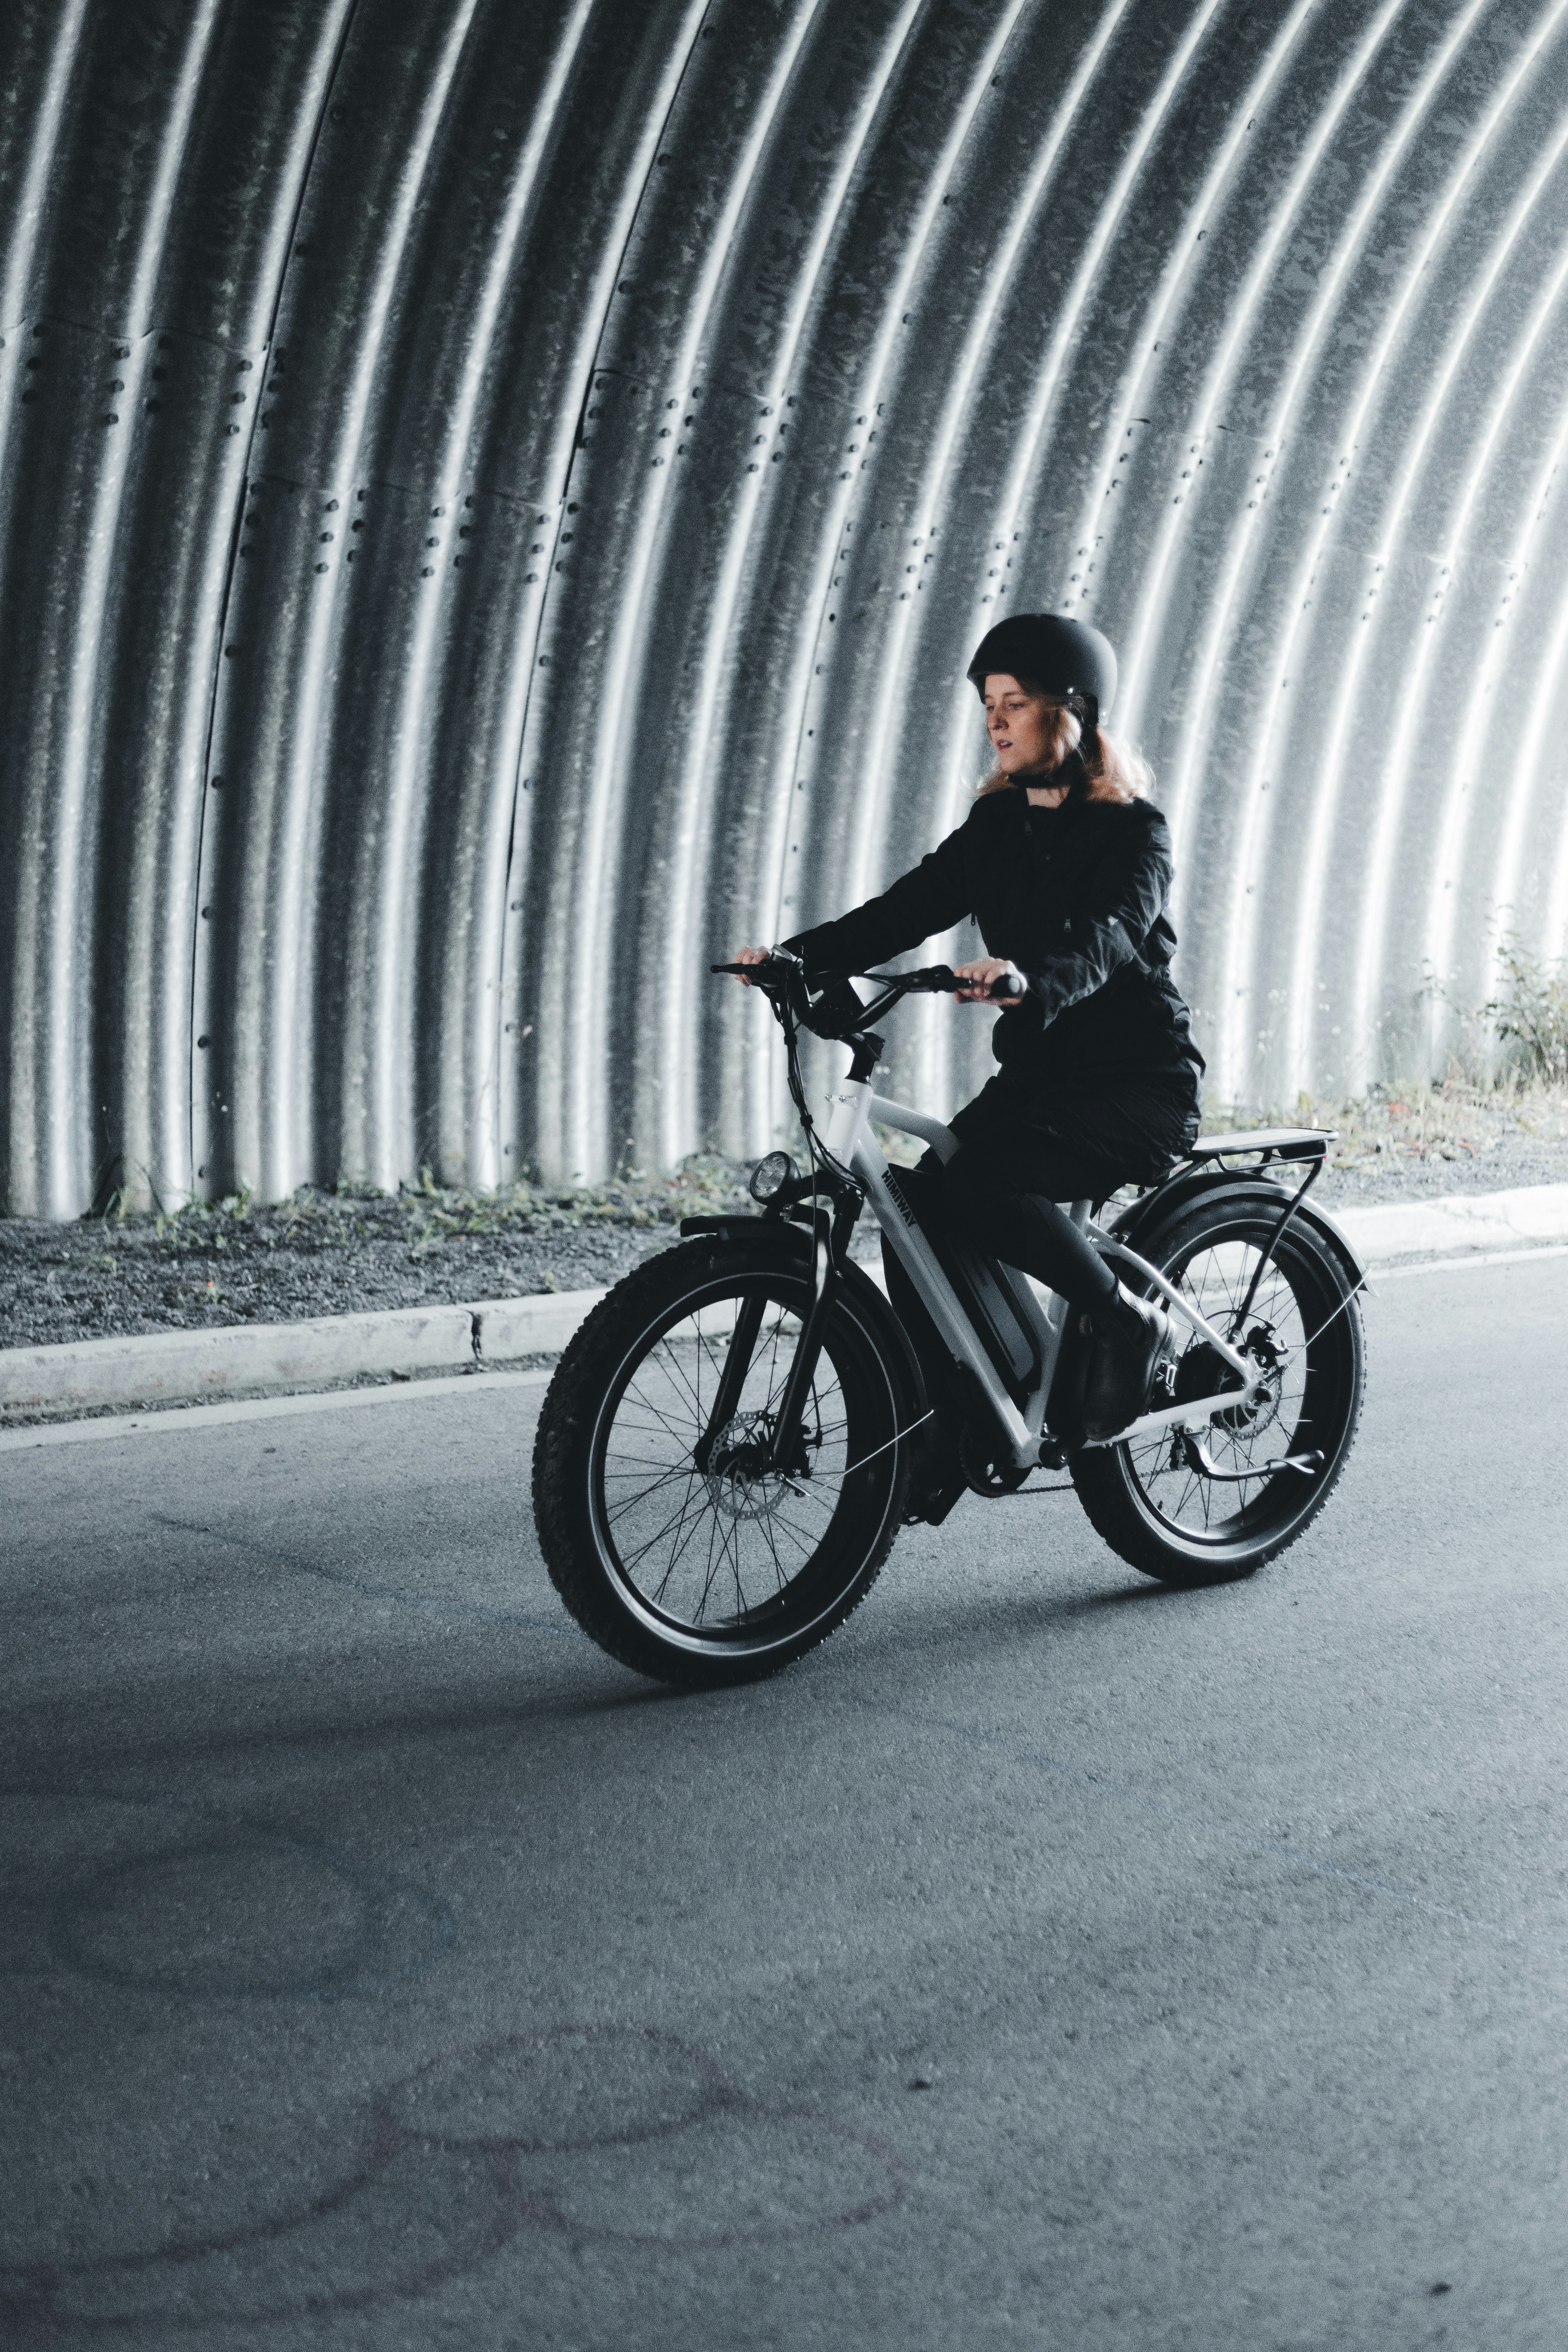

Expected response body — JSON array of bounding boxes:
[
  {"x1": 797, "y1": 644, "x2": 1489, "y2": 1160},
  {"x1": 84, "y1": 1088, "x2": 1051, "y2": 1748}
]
[{"x1": 977, "y1": 695, "x2": 1151, "y2": 804}]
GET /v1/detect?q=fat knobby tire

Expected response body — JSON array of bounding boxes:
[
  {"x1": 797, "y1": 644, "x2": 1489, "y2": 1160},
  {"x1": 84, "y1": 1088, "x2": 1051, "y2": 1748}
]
[
  {"x1": 531, "y1": 1238, "x2": 910, "y2": 1686},
  {"x1": 1070, "y1": 1197, "x2": 1366, "y2": 1588}
]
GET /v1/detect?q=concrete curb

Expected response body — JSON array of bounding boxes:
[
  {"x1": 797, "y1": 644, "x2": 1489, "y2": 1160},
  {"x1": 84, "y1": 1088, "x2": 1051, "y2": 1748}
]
[
  {"x1": 4, "y1": 1181, "x2": 1568, "y2": 1419},
  {"x1": 0, "y1": 1290, "x2": 606, "y2": 1418}
]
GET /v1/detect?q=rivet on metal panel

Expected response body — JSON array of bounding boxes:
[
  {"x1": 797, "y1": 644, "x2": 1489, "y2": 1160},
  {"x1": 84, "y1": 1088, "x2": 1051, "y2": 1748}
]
[
  {"x1": 315, "y1": 563, "x2": 328, "y2": 573},
  {"x1": 422, "y1": 567, "x2": 434, "y2": 577},
  {"x1": 197, "y1": 1038, "x2": 210, "y2": 1050},
  {"x1": 209, "y1": 777, "x2": 222, "y2": 790}
]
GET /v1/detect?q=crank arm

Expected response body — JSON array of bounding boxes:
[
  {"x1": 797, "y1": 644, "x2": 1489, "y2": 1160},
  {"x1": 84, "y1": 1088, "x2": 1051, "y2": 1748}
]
[{"x1": 1181, "y1": 1434, "x2": 1323, "y2": 1482}]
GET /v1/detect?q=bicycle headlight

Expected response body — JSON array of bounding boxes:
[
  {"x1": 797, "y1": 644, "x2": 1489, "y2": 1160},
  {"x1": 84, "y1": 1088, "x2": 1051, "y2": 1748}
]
[{"x1": 749, "y1": 1151, "x2": 796, "y2": 1203}]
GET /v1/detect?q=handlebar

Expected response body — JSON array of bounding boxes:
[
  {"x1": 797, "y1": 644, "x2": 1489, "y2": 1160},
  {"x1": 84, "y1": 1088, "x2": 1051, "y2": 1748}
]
[{"x1": 710, "y1": 958, "x2": 1023, "y2": 1002}]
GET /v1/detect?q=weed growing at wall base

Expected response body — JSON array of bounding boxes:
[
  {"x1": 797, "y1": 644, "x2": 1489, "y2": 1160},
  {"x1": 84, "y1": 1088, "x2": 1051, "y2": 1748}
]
[{"x1": 1483, "y1": 936, "x2": 1568, "y2": 1087}]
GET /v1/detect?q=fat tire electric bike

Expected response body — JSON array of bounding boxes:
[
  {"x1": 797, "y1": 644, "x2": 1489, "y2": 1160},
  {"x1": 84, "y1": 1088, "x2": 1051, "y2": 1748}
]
[{"x1": 532, "y1": 953, "x2": 1366, "y2": 1687}]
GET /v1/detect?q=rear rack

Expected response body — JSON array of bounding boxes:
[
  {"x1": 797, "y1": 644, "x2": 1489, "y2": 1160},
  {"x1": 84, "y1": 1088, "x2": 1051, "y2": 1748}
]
[{"x1": 1183, "y1": 1127, "x2": 1335, "y2": 1166}]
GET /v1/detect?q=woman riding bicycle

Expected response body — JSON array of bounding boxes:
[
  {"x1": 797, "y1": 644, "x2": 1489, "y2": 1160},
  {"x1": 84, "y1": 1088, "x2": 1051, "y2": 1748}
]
[{"x1": 732, "y1": 611, "x2": 1205, "y2": 1443}]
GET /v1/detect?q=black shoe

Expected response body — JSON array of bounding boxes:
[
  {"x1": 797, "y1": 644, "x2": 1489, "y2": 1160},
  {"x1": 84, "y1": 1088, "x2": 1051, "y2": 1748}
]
[{"x1": 1082, "y1": 1283, "x2": 1170, "y2": 1442}]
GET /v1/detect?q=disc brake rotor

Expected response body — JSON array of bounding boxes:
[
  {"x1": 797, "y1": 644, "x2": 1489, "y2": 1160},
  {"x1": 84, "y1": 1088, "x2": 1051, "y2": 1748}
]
[{"x1": 703, "y1": 1413, "x2": 801, "y2": 1522}]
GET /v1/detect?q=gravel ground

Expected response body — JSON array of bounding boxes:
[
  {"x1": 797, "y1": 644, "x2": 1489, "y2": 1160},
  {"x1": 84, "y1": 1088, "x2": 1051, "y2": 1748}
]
[
  {"x1": 0, "y1": 1163, "x2": 750, "y2": 1354},
  {"x1": 5, "y1": 1085, "x2": 1567, "y2": 1354}
]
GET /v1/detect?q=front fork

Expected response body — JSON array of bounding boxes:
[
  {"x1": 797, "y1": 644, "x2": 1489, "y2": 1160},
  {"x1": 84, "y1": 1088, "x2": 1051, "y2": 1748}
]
[
  {"x1": 691, "y1": 1289, "x2": 769, "y2": 1473},
  {"x1": 697, "y1": 1062, "x2": 873, "y2": 1478},
  {"x1": 695, "y1": 1203, "x2": 857, "y2": 1478}
]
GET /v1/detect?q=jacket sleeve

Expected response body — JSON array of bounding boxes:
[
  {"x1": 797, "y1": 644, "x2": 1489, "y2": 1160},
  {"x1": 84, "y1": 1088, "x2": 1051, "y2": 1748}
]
[
  {"x1": 782, "y1": 826, "x2": 971, "y2": 975},
  {"x1": 1019, "y1": 806, "x2": 1174, "y2": 1026}
]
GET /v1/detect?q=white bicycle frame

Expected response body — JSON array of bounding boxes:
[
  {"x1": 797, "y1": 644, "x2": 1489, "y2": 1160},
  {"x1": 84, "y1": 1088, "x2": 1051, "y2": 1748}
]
[{"x1": 824, "y1": 1054, "x2": 1267, "y2": 1471}]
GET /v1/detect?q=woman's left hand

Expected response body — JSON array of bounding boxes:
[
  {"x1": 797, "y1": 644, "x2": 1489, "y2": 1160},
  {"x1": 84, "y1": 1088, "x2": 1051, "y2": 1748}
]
[{"x1": 952, "y1": 958, "x2": 1025, "y2": 1003}]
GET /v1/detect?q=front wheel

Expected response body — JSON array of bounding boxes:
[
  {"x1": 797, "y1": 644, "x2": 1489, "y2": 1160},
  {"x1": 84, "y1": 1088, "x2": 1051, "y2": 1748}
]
[
  {"x1": 532, "y1": 1240, "x2": 913, "y2": 1686},
  {"x1": 1071, "y1": 1193, "x2": 1365, "y2": 1587}
]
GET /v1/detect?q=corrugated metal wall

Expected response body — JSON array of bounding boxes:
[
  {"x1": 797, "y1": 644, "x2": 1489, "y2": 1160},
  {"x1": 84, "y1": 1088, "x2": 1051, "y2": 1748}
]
[{"x1": 4, "y1": 0, "x2": 1568, "y2": 1216}]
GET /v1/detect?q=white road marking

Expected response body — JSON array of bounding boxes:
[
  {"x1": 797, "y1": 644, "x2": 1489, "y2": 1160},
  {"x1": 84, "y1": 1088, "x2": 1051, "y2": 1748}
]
[
  {"x1": 1372, "y1": 1243, "x2": 1568, "y2": 1280},
  {"x1": 0, "y1": 1368, "x2": 551, "y2": 1452}
]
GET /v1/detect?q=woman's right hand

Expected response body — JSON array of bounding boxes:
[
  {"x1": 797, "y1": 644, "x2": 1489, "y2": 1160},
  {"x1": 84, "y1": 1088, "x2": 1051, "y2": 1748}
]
[{"x1": 730, "y1": 946, "x2": 770, "y2": 986}]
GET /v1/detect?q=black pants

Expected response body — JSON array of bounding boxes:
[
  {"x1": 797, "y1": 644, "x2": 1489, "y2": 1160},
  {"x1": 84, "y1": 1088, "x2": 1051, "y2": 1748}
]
[{"x1": 920, "y1": 1070, "x2": 1200, "y2": 1311}]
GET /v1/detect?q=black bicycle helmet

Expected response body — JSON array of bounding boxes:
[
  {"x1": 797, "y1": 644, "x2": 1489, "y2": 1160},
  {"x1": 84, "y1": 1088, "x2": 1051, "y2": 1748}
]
[{"x1": 966, "y1": 612, "x2": 1118, "y2": 720}]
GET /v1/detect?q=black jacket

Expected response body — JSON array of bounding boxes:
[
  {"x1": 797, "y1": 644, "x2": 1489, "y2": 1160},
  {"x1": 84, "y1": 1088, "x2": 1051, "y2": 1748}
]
[{"x1": 786, "y1": 781, "x2": 1204, "y2": 1095}]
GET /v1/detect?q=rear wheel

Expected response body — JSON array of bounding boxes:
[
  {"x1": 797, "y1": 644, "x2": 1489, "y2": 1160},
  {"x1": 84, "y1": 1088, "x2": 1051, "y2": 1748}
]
[
  {"x1": 533, "y1": 1240, "x2": 912, "y2": 1685},
  {"x1": 1071, "y1": 1194, "x2": 1364, "y2": 1587}
]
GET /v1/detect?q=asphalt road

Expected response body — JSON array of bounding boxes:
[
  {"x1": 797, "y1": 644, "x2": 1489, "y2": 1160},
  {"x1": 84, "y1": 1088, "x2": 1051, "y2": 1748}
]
[{"x1": 4, "y1": 1253, "x2": 1567, "y2": 2351}]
